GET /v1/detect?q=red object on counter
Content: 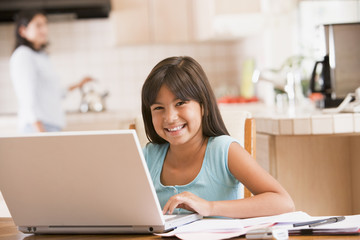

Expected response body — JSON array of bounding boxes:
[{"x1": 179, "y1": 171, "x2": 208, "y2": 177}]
[
  {"x1": 217, "y1": 96, "x2": 259, "y2": 104},
  {"x1": 308, "y1": 93, "x2": 324, "y2": 102}
]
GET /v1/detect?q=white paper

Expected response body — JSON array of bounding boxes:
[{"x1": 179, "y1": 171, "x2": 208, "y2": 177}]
[
  {"x1": 157, "y1": 212, "x2": 309, "y2": 238},
  {"x1": 235, "y1": 211, "x2": 311, "y2": 227},
  {"x1": 156, "y1": 212, "x2": 360, "y2": 240},
  {"x1": 157, "y1": 219, "x2": 244, "y2": 237},
  {"x1": 175, "y1": 232, "x2": 245, "y2": 240}
]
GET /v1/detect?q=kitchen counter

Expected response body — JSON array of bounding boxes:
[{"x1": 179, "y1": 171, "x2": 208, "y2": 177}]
[
  {"x1": 0, "y1": 110, "x2": 139, "y2": 135},
  {"x1": 64, "y1": 110, "x2": 138, "y2": 131},
  {"x1": 219, "y1": 102, "x2": 360, "y2": 135},
  {"x1": 256, "y1": 112, "x2": 360, "y2": 136},
  {"x1": 0, "y1": 115, "x2": 18, "y2": 135},
  {"x1": 219, "y1": 102, "x2": 360, "y2": 216}
]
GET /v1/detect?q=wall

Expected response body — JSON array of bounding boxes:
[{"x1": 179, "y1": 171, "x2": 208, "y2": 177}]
[{"x1": 0, "y1": 18, "x2": 257, "y2": 118}]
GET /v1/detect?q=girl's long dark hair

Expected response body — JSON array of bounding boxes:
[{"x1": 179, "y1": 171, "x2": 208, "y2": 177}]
[
  {"x1": 13, "y1": 9, "x2": 47, "y2": 52},
  {"x1": 141, "y1": 56, "x2": 229, "y2": 144}
]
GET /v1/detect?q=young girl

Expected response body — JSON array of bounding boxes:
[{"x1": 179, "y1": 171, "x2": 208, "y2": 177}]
[{"x1": 142, "y1": 56, "x2": 294, "y2": 218}]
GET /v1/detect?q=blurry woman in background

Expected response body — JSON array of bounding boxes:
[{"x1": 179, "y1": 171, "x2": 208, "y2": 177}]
[{"x1": 10, "y1": 9, "x2": 91, "y2": 133}]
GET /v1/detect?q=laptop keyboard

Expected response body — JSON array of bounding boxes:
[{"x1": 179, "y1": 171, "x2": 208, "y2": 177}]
[{"x1": 164, "y1": 214, "x2": 187, "y2": 222}]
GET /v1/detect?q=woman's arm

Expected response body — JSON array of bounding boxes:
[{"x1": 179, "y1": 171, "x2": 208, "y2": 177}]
[
  {"x1": 67, "y1": 77, "x2": 92, "y2": 92},
  {"x1": 33, "y1": 121, "x2": 46, "y2": 132}
]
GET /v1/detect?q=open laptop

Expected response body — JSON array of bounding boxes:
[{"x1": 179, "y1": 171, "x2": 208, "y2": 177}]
[{"x1": 0, "y1": 130, "x2": 201, "y2": 234}]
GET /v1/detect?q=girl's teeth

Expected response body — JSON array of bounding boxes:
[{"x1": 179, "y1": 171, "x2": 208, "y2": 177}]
[{"x1": 168, "y1": 125, "x2": 183, "y2": 132}]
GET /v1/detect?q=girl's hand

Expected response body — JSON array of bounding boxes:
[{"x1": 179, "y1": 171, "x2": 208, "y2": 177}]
[{"x1": 163, "y1": 191, "x2": 213, "y2": 216}]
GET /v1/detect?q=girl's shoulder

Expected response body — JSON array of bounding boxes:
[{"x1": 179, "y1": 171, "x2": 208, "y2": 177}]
[
  {"x1": 206, "y1": 135, "x2": 241, "y2": 160},
  {"x1": 208, "y1": 135, "x2": 240, "y2": 149},
  {"x1": 204, "y1": 135, "x2": 241, "y2": 183}
]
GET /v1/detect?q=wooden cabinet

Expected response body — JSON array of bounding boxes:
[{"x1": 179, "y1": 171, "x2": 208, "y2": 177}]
[
  {"x1": 151, "y1": 0, "x2": 191, "y2": 42},
  {"x1": 110, "y1": 0, "x2": 151, "y2": 44},
  {"x1": 257, "y1": 133, "x2": 360, "y2": 216},
  {"x1": 254, "y1": 111, "x2": 360, "y2": 216},
  {"x1": 110, "y1": 0, "x2": 212, "y2": 44},
  {"x1": 110, "y1": 0, "x2": 264, "y2": 44}
]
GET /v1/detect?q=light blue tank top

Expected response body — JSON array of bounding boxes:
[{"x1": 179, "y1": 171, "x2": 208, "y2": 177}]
[{"x1": 143, "y1": 135, "x2": 242, "y2": 214}]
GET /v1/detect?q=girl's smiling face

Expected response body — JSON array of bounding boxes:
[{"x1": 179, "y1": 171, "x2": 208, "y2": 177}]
[{"x1": 150, "y1": 84, "x2": 203, "y2": 146}]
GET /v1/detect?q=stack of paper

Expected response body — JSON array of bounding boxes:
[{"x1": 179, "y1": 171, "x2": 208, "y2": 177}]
[{"x1": 156, "y1": 211, "x2": 360, "y2": 240}]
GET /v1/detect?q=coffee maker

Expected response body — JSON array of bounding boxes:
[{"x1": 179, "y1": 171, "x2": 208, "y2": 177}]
[
  {"x1": 310, "y1": 22, "x2": 360, "y2": 108},
  {"x1": 310, "y1": 55, "x2": 331, "y2": 98},
  {"x1": 309, "y1": 55, "x2": 343, "y2": 108}
]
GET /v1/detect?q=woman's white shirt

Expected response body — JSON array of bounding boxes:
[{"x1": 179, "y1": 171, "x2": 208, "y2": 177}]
[{"x1": 10, "y1": 45, "x2": 65, "y2": 131}]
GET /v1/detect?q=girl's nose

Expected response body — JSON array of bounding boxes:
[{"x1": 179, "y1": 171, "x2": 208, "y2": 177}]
[{"x1": 164, "y1": 107, "x2": 178, "y2": 123}]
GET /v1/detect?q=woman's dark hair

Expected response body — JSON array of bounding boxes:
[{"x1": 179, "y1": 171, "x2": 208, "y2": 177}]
[
  {"x1": 141, "y1": 56, "x2": 229, "y2": 144},
  {"x1": 13, "y1": 9, "x2": 47, "y2": 52}
]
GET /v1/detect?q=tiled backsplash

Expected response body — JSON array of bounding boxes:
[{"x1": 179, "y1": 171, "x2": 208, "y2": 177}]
[{"x1": 0, "y1": 18, "x2": 258, "y2": 117}]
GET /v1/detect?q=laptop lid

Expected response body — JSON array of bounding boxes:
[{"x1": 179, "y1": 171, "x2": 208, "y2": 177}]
[{"x1": 0, "y1": 130, "x2": 200, "y2": 234}]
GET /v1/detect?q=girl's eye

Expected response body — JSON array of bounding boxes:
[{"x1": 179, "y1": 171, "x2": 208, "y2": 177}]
[
  {"x1": 152, "y1": 106, "x2": 163, "y2": 111},
  {"x1": 176, "y1": 101, "x2": 186, "y2": 106}
]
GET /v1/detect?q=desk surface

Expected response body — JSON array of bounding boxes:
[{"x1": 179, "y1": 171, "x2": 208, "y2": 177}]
[{"x1": 1, "y1": 218, "x2": 359, "y2": 240}]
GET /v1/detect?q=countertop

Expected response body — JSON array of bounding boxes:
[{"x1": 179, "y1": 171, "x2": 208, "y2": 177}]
[
  {"x1": 219, "y1": 102, "x2": 360, "y2": 136},
  {"x1": 0, "y1": 110, "x2": 139, "y2": 135}
]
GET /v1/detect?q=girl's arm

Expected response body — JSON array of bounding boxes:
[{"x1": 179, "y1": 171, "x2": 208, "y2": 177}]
[
  {"x1": 162, "y1": 142, "x2": 295, "y2": 218},
  {"x1": 209, "y1": 142, "x2": 295, "y2": 218}
]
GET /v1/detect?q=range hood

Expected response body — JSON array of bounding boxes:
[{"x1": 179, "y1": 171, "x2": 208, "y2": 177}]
[{"x1": 0, "y1": 0, "x2": 111, "y2": 22}]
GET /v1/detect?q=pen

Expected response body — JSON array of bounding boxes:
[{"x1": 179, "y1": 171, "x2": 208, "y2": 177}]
[
  {"x1": 309, "y1": 216, "x2": 345, "y2": 227},
  {"x1": 293, "y1": 216, "x2": 345, "y2": 228}
]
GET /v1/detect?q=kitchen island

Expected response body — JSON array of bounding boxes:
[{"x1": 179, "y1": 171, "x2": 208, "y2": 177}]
[{"x1": 220, "y1": 103, "x2": 360, "y2": 216}]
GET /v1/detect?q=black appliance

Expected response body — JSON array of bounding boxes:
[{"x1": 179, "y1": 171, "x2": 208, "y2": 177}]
[
  {"x1": 0, "y1": 0, "x2": 111, "y2": 22},
  {"x1": 310, "y1": 55, "x2": 343, "y2": 108},
  {"x1": 310, "y1": 22, "x2": 360, "y2": 108}
]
